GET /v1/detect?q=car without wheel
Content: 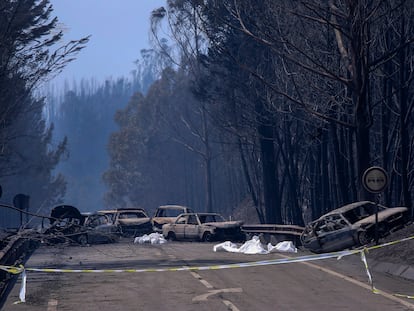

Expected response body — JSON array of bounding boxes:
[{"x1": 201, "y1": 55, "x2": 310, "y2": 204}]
[
  {"x1": 300, "y1": 201, "x2": 409, "y2": 253},
  {"x1": 162, "y1": 212, "x2": 245, "y2": 242},
  {"x1": 99, "y1": 208, "x2": 152, "y2": 237}
]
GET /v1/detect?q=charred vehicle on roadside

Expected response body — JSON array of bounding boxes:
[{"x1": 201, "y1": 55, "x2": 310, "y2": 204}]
[
  {"x1": 162, "y1": 212, "x2": 245, "y2": 242},
  {"x1": 44, "y1": 205, "x2": 119, "y2": 245},
  {"x1": 301, "y1": 201, "x2": 409, "y2": 253},
  {"x1": 78, "y1": 212, "x2": 120, "y2": 245},
  {"x1": 99, "y1": 208, "x2": 152, "y2": 237},
  {"x1": 44, "y1": 205, "x2": 84, "y2": 244},
  {"x1": 151, "y1": 205, "x2": 193, "y2": 232}
]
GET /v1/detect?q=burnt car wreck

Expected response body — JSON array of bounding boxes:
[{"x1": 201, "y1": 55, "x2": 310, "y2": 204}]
[
  {"x1": 300, "y1": 201, "x2": 409, "y2": 253},
  {"x1": 44, "y1": 205, "x2": 119, "y2": 245},
  {"x1": 162, "y1": 212, "x2": 245, "y2": 242}
]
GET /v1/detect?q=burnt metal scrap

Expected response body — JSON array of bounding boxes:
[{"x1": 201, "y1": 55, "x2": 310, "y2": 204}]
[
  {"x1": 0, "y1": 203, "x2": 119, "y2": 247},
  {"x1": 44, "y1": 204, "x2": 85, "y2": 245},
  {"x1": 44, "y1": 205, "x2": 119, "y2": 246}
]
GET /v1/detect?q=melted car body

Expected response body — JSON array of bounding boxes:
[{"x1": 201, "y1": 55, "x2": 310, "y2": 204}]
[
  {"x1": 79, "y1": 212, "x2": 120, "y2": 245},
  {"x1": 45, "y1": 205, "x2": 118, "y2": 245},
  {"x1": 151, "y1": 205, "x2": 194, "y2": 232},
  {"x1": 162, "y1": 212, "x2": 245, "y2": 242},
  {"x1": 301, "y1": 201, "x2": 408, "y2": 253},
  {"x1": 99, "y1": 208, "x2": 152, "y2": 237}
]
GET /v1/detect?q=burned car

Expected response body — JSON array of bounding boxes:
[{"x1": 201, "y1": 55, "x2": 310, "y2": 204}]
[
  {"x1": 45, "y1": 204, "x2": 84, "y2": 245},
  {"x1": 151, "y1": 205, "x2": 194, "y2": 232},
  {"x1": 162, "y1": 212, "x2": 245, "y2": 242},
  {"x1": 99, "y1": 208, "x2": 152, "y2": 237},
  {"x1": 77, "y1": 212, "x2": 120, "y2": 245},
  {"x1": 45, "y1": 205, "x2": 119, "y2": 245},
  {"x1": 301, "y1": 201, "x2": 408, "y2": 253}
]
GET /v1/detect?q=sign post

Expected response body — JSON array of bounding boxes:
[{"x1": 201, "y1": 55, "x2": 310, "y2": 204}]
[{"x1": 362, "y1": 167, "x2": 389, "y2": 245}]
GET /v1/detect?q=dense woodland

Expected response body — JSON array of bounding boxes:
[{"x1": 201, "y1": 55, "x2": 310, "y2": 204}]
[
  {"x1": 0, "y1": 0, "x2": 88, "y2": 227},
  {"x1": 1, "y1": 1, "x2": 414, "y2": 228},
  {"x1": 104, "y1": 0, "x2": 414, "y2": 225}
]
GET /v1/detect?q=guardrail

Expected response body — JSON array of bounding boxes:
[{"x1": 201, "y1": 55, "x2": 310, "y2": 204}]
[{"x1": 241, "y1": 224, "x2": 305, "y2": 245}]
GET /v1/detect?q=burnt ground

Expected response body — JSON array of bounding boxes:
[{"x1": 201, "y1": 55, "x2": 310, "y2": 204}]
[{"x1": 367, "y1": 222, "x2": 414, "y2": 266}]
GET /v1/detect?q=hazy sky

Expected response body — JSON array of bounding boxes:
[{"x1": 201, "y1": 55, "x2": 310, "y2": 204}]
[{"x1": 49, "y1": 0, "x2": 165, "y2": 87}]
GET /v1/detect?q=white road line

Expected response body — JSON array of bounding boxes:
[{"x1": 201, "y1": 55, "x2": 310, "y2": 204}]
[
  {"x1": 200, "y1": 279, "x2": 214, "y2": 289},
  {"x1": 277, "y1": 254, "x2": 414, "y2": 310},
  {"x1": 190, "y1": 271, "x2": 214, "y2": 288},
  {"x1": 47, "y1": 298, "x2": 58, "y2": 311},
  {"x1": 223, "y1": 299, "x2": 241, "y2": 311},
  {"x1": 189, "y1": 268, "x2": 242, "y2": 309},
  {"x1": 192, "y1": 288, "x2": 243, "y2": 302}
]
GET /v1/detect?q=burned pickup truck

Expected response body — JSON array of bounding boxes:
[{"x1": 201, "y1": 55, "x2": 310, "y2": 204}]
[
  {"x1": 300, "y1": 201, "x2": 409, "y2": 253},
  {"x1": 44, "y1": 205, "x2": 119, "y2": 245}
]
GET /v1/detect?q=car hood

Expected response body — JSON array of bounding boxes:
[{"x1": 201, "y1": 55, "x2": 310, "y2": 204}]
[
  {"x1": 354, "y1": 207, "x2": 408, "y2": 226},
  {"x1": 203, "y1": 221, "x2": 243, "y2": 228}
]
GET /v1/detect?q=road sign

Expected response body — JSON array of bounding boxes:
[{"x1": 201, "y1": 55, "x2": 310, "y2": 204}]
[{"x1": 362, "y1": 167, "x2": 389, "y2": 193}]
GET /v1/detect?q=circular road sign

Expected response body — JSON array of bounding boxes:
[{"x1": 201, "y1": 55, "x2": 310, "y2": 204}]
[{"x1": 362, "y1": 166, "x2": 389, "y2": 193}]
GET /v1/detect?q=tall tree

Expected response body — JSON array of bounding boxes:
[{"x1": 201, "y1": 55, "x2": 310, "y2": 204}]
[
  {"x1": 150, "y1": 2, "x2": 219, "y2": 213},
  {"x1": 170, "y1": 0, "x2": 414, "y2": 222},
  {"x1": 0, "y1": 0, "x2": 88, "y2": 226}
]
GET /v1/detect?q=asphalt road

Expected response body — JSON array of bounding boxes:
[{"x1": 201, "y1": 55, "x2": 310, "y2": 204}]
[{"x1": 2, "y1": 238, "x2": 414, "y2": 311}]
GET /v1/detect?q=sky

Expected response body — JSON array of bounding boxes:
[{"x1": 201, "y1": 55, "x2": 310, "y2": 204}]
[{"x1": 49, "y1": 0, "x2": 166, "y2": 87}]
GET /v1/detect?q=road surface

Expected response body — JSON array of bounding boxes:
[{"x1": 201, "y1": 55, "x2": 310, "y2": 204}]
[{"x1": 2, "y1": 238, "x2": 414, "y2": 310}]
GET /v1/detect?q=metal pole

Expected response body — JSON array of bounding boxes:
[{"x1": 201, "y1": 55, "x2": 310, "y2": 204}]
[{"x1": 374, "y1": 193, "x2": 381, "y2": 245}]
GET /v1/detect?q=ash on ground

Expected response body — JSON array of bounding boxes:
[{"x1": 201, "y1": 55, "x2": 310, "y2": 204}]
[{"x1": 368, "y1": 223, "x2": 414, "y2": 266}]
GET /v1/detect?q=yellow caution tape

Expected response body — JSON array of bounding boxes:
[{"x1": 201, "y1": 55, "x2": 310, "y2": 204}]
[
  {"x1": 1, "y1": 234, "x2": 413, "y2": 303},
  {"x1": 366, "y1": 235, "x2": 414, "y2": 251},
  {"x1": 17, "y1": 248, "x2": 360, "y2": 274},
  {"x1": 3, "y1": 234, "x2": 411, "y2": 274},
  {"x1": 1, "y1": 235, "x2": 413, "y2": 275},
  {"x1": 360, "y1": 243, "x2": 414, "y2": 299},
  {"x1": 0, "y1": 264, "x2": 24, "y2": 275},
  {"x1": 394, "y1": 294, "x2": 414, "y2": 299}
]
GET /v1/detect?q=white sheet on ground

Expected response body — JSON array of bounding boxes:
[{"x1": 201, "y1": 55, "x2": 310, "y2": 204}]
[
  {"x1": 213, "y1": 235, "x2": 297, "y2": 254},
  {"x1": 134, "y1": 233, "x2": 167, "y2": 244}
]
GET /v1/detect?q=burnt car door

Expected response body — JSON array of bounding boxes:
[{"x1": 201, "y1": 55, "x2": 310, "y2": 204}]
[
  {"x1": 85, "y1": 213, "x2": 117, "y2": 243},
  {"x1": 315, "y1": 214, "x2": 356, "y2": 252},
  {"x1": 184, "y1": 214, "x2": 200, "y2": 240},
  {"x1": 173, "y1": 215, "x2": 187, "y2": 239}
]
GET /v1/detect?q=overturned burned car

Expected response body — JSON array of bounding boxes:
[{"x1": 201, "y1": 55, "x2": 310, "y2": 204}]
[
  {"x1": 301, "y1": 201, "x2": 409, "y2": 253},
  {"x1": 44, "y1": 205, "x2": 119, "y2": 245},
  {"x1": 162, "y1": 212, "x2": 245, "y2": 242}
]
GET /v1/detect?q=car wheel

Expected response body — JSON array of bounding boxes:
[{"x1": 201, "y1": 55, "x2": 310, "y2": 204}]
[
  {"x1": 167, "y1": 232, "x2": 176, "y2": 241},
  {"x1": 358, "y1": 231, "x2": 371, "y2": 246},
  {"x1": 78, "y1": 234, "x2": 88, "y2": 246},
  {"x1": 202, "y1": 232, "x2": 213, "y2": 242}
]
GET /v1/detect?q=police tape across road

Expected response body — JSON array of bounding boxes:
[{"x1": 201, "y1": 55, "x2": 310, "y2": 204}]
[{"x1": 1, "y1": 235, "x2": 414, "y2": 304}]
